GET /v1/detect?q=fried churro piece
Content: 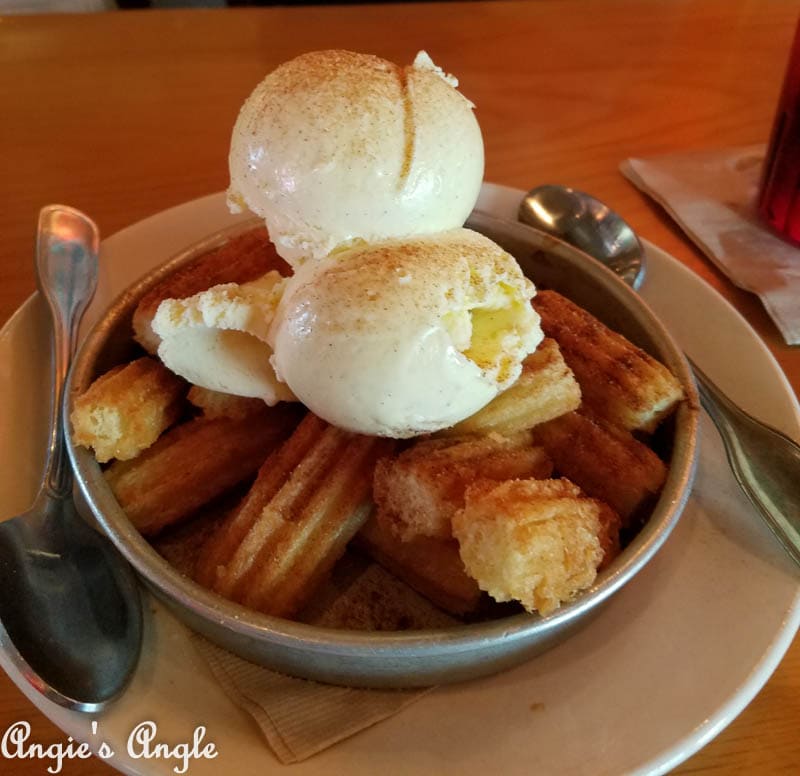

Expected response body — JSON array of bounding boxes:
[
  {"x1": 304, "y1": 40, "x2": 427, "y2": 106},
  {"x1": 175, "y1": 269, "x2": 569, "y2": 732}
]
[
  {"x1": 197, "y1": 414, "x2": 393, "y2": 619},
  {"x1": 196, "y1": 413, "x2": 326, "y2": 587},
  {"x1": 187, "y1": 385, "x2": 267, "y2": 420},
  {"x1": 356, "y1": 517, "x2": 482, "y2": 616},
  {"x1": 532, "y1": 411, "x2": 667, "y2": 526},
  {"x1": 532, "y1": 290, "x2": 684, "y2": 433},
  {"x1": 105, "y1": 404, "x2": 300, "y2": 535},
  {"x1": 133, "y1": 227, "x2": 290, "y2": 354},
  {"x1": 70, "y1": 357, "x2": 186, "y2": 463},
  {"x1": 596, "y1": 501, "x2": 622, "y2": 570},
  {"x1": 446, "y1": 338, "x2": 581, "y2": 436},
  {"x1": 373, "y1": 433, "x2": 552, "y2": 542},
  {"x1": 307, "y1": 563, "x2": 458, "y2": 631},
  {"x1": 452, "y1": 478, "x2": 615, "y2": 616}
]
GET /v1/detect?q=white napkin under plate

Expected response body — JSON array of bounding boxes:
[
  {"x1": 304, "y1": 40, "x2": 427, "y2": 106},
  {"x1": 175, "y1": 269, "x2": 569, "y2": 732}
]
[{"x1": 621, "y1": 145, "x2": 800, "y2": 345}]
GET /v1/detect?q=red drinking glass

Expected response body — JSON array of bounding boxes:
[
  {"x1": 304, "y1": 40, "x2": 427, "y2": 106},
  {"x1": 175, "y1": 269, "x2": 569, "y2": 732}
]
[{"x1": 759, "y1": 19, "x2": 800, "y2": 244}]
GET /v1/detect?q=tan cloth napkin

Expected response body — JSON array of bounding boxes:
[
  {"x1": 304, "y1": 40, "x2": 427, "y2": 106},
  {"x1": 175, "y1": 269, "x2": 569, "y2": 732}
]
[
  {"x1": 621, "y1": 145, "x2": 800, "y2": 345},
  {"x1": 193, "y1": 637, "x2": 431, "y2": 764}
]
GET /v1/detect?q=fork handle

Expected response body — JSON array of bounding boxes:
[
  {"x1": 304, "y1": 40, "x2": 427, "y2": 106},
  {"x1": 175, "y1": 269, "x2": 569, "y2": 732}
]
[
  {"x1": 690, "y1": 359, "x2": 800, "y2": 568},
  {"x1": 35, "y1": 205, "x2": 99, "y2": 500}
]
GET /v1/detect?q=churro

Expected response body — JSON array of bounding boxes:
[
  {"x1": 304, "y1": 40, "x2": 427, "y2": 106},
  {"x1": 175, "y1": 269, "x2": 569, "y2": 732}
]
[
  {"x1": 374, "y1": 433, "x2": 552, "y2": 542},
  {"x1": 452, "y1": 478, "x2": 616, "y2": 615},
  {"x1": 357, "y1": 516, "x2": 482, "y2": 616},
  {"x1": 306, "y1": 563, "x2": 458, "y2": 630},
  {"x1": 532, "y1": 410, "x2": 667, "y2": 526},
  {"x1": 197, "y1": 413, "x2": 393, "y2": 618},
  {"x1": 105, "y1": 404, "x2": 300, "y2": 535},
  {"x1": 187, "y1": 385, "x2": 268, "y2": 420},
  {"x1": 71, "y1": 356, "x2": 186, "y2": 463},
  {"x1": 446, "y1": 338, "x2": 581, "y2": 436},
  {"x1": 532, "y1": 290, "x2": 684, "y2": 432}
]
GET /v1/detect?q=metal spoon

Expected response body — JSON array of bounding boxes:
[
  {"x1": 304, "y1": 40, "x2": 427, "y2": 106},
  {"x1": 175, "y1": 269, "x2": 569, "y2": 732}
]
[
  {"x1": 0, "y1": 205, "x2": 142, "y2": 711},
  {"x1": 520, "y1": 184, "x2": 800, "y2": 567},
  {"x1": 519, "y1": 184, "x2": 646, "y2": 290}
]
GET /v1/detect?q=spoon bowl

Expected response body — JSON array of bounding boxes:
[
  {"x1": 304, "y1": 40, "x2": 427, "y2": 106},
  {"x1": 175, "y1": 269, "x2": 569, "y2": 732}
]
[
  {"x1": 0, "y1": 494, "x2": 142, "y2": 710},
  {"x1": 0, "y1": 205, "x2": 142, "y2": 711},
  {"x1": 520, "y1": 184, "x2": 645, "y2": 289}
]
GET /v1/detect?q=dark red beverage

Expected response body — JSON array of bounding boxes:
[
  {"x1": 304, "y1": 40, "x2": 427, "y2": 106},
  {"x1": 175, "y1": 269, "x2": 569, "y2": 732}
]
[{"x1": 759, "y1": 20, "x2": 800, "y2": 244}]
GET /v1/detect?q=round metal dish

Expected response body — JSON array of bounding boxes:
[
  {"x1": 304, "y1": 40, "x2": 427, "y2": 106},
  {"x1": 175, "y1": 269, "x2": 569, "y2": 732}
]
[{"x1": 65, "y1": 212, "x2": 699, "y2": 688}]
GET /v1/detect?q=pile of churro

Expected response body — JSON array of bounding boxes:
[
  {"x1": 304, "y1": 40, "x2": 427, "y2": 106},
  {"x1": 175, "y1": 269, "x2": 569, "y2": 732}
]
[{"x1": 71, "y1": 49, "x2": 685, "y2": 626}]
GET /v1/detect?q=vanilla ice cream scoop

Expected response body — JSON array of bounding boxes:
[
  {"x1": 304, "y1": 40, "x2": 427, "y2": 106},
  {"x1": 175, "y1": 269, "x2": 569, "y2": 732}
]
[
  {"x1": 269, "y1": 229, "x2": 543, "y2": 437},
  {"x1": 228, "y1": 49, "x2": 484, "y2": 266},
  {"x1": 151, "y1": 271, "x2": 295, "y2": 405}
]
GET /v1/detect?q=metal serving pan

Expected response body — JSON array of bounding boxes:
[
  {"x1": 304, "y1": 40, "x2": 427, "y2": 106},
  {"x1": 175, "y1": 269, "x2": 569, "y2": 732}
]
[{"x1": 65, "y1": 211, "x2": 699, "y2": 688}]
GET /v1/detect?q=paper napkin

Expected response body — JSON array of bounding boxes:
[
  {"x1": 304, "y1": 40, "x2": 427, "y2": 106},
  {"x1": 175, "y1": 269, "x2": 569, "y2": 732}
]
[
  {"x1": 621, "y1": 145, "x2": 800, "y2": 345},
  {"x1": 194, "y1": 637, "x2": 432, "y2": 764}
]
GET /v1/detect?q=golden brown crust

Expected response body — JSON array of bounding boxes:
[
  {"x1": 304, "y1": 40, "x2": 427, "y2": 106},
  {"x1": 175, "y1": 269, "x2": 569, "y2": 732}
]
[
  {"x1": 195, "y1": 412, "x2": 326, "y2": 587},
  {"x1": 452, "y1": 478, "x2": 615, "y2": 616},
  {"x1": 532, "y1": 290, "x2": 684, "y2": 433},
  {"x1": 70, "y1": 357, "x2": 186, "y2": 463},
  {"x1": 356, "y1": 516, "x2": 482, "y2": 616},
  {"x1": 532, "y1": 410, "x2": 667, "y2": 527},
  {"x1": 105, "y1": 404, "x2": 301, "y2": 535},
  {"x1": 446, "y1": 338, "x2": 581, "y2": 436},
  {"x1": 132, "y1": 227, "x2": 290, "y2": 354},
  {"x1": 596, "y1": 501, "x2": 622, "y2": 570},
  {"x1": 373, "y1": 433, "x2": 553, "y2": 541},
  {"x1": 187, "y1": 385, "x2": 268, "y2": 420},
  {"x1": 195, "y1": 413, "x2": 394, "y2": 619}
]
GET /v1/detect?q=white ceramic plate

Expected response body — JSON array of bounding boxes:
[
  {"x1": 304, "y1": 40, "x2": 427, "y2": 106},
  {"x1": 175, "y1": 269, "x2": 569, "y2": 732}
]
[{"x1": 1, "y1": 183, "x2": 798, "y2": 776}]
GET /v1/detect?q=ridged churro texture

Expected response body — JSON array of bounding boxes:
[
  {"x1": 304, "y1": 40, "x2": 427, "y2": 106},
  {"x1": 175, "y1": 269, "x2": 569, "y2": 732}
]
[
  {"x1": 452, "y1": 478, "x2": 615, "y2": 616},
  {"x1": 532, "y1": 290, "x2": 684, "y2": 433},
  {"x1": 196, "y1": 414, "x2": 393, "y2": 619},
  {"x1": 133, "y1": 227, "x2": 290, "y2": 354},
  {"x1": 446, "y1": 338, "x2": 581, "y2": 436},
  {"x1": 532, "y1": 411, "x2": 667, "y2": 526},
  {"x1": 357, "y1": 517, "x2": 482, "y2": 617},
  {"x1": 105, "y1": 405, "x2": 300, "y2": 536},
  {"x1": 373, "y1": 433, "x2": 552, "y2": 542},
  {"x1": 71, "y1": 357, "x2": 186, "y2": 463},
  {"x1": 228, "y1": 49, "x2": 484, "y2": 265}
]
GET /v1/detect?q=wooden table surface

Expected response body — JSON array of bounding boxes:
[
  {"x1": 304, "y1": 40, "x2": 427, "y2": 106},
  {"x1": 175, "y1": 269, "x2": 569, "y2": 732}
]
[{"x1": 1, "y1": 0, "x2": 799, "y2": 773}]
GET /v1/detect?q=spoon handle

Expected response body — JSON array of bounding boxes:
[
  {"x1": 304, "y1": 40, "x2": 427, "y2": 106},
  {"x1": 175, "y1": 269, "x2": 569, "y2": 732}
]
[
  {"x1": 690, "y1": 359, "x2": 800, "y2": 566},
  {"x1": 35, "y1": 205, "x2": 99, "y2": 500}
]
